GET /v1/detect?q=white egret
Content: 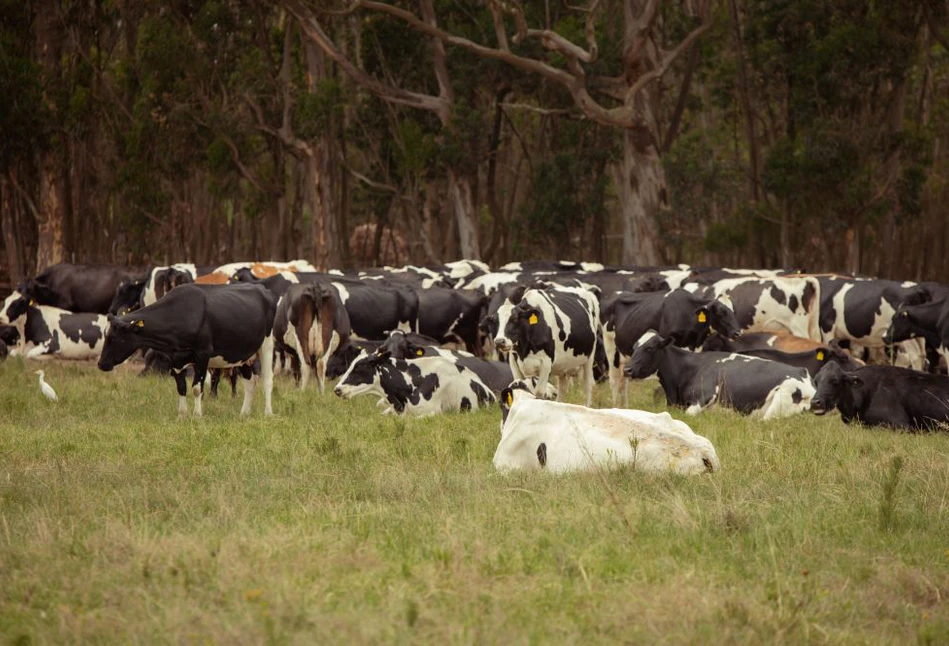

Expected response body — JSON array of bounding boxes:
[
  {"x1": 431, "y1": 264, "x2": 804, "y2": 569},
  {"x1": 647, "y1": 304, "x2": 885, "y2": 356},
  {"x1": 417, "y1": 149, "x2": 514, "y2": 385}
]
[{"x1": 35, "y1": 370, "x2": 58, "y2": 402}]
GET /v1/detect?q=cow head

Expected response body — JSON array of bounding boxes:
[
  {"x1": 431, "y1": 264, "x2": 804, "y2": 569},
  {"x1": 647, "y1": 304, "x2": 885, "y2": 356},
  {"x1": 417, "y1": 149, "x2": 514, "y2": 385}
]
[
  {"x1": 333, "y1": 350, "x2": 385, "y2": 399},
  {"x1": 98, "y1": 315, "x2": 147, "y2": 371},
  {"x1": 811, "y1": 361, "x2": 861, "y2": 415},
  {"x1": 624, "y1": 332, "x2": 673, "y2": 379},
  {"x1": 231, "y1": 267, "x2": 257, "y2": 283},
  {"x1": 0, "y1": 323, "x2": 19, "y2": 346},
  {"x1": 379, "y1": 330, "x2": 433, "y2": 360},
  {"x1": 499, "y1": 379, "x2": 540, "y2": 426},
  {"x1": 1, "y1": 294, "x2": 34, "y2": 325},
  {"x1": 16, "y1": 279, "x2": 59, "y2": 308},
  {"x1": 700, "y1": 300, "x2": 741, "y2": 340},
  {"x1": 824, "y1": 341, "x2": 865, "y2": 371},
  {"x1": 326, "y1": 340, "x2": 365, "y2": 379},
  {"x1": 109, "y1": 275, "x2": 147, "y2": 315},
  {"x1": 883, "y1": 306, "x2": 920, "y2": 345},
  {"x1": 497, "y1": 301, "x2": 544, "y2": 354}
]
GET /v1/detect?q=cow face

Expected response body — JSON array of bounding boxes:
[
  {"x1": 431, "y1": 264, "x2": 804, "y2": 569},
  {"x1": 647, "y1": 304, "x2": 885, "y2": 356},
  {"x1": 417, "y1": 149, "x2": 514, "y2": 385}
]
[
  {"x1": 883, "y1": 307, "x2": 916, "y2": 345},
  {"x1": 624, "y1": 333, "x2": 673, "y2": 379},
  {"x1": 812, "y1": 361, "x2": 862, "y2": 415},
  {"x1": 98, "y1": 315, "x2": 146, "y2": 371},
  {"x1": 109, "y1": 277, "x2": 146, "y2": 315},
  {"x1": 2, "y1": 295, "x2": 33, "y2": 324},
  {"x1": 704, "y1": 301, "x2": 741, "y2": 340},
  {"x1": 155, "y1": 268, "x2": 194, "y2": 300},
  {"x1": 497, "y1": 303, "x2": 544, "y2": 354},
  {"x1": 333, "y1": 351, "x2": 384, "y2": 398},
  {"x1": 379, "y1": 330, "x2": 430, "y2": 360},
  {"x1": 0, "y1": 323, "x2": 19, "y2": 346}
]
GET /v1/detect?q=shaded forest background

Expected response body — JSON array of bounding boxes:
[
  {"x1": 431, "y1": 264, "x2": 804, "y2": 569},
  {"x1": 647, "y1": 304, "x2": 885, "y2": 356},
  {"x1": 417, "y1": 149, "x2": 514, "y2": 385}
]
[{"x1": 2, "y1": 0, "x2": 949, "y2": 289}]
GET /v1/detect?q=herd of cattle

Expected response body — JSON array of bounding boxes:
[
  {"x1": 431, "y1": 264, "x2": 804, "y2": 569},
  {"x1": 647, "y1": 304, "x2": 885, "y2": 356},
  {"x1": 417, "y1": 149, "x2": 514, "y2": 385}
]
[{"x1": 3, "y1": 258, "x2": 949, "y2": 475}]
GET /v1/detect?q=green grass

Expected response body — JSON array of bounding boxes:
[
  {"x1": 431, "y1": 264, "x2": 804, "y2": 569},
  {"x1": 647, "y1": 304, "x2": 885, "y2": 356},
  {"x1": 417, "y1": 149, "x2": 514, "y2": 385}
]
[{"x1": 2, "y1": 357, "x2": 949, "y2": 644}]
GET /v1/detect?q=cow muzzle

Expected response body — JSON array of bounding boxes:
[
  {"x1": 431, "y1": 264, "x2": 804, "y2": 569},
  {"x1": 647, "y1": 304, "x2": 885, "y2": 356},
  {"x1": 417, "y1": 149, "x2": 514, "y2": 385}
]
[
  {"x1": 810, "y1": 400, "x2": 826, "y2": 415},
  {"x1": 493, "y1": 337, "x2": 512, "y2": 352},
  {"x1": 97, "y1": 359, "x2": 114, "y2": 372}
]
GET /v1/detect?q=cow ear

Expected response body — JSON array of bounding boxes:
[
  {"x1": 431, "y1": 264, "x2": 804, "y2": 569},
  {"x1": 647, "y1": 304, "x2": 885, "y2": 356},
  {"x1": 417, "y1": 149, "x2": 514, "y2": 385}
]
[
  {"x1": 659, "y1": 336, "x2": 674, "y2": 348},
  {"x1": 500, "y1": 387, "x2": 514, "y2": 409},
  {"x1": 695, "y1": 306, "x2": 709, "y2": 324},
  {"x1": 815, "y1": 349, "x2": 826, "y2": 362},
  {"x1": 376, "y1": 349, "x2": 391, "y2": 362}
]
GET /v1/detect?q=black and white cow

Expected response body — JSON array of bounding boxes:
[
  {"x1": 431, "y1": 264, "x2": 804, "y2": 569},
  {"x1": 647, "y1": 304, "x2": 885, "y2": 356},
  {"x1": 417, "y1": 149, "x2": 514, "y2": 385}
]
[
  {"x1": 108, "y1": 271, "x2": 152, "y2": 315},
  {"x1": 812, "y1": 362, "x2": 949, "y2": 430},
  {"x1": 273, "y1": 282, "x2": 351, "y2": 392},
  {"x1": 683, "y1": 275, "x2": 822, "y2": 341},
  {"x1": 493, "y1": 285, "x2": 600, "y2": 406},
  {"x1": 378, "y1": 329, "x2": 558, "y2": 397},
  {"x1": 108, "y1": 264, "x2": 200, "y2": 315},
  {"x1": 600, "y1": 289, "x2": 741, "y2": 406},
  {"x1": 624, "y1": 332, "x2": 815, "y2": 419},
  {"x1": 701, "y1": 335, "x2": 863, "y2": 376},
  {"x1": 20, "y1": 263, "x2": 134, "y2": 314},
  {"x1": 493, "y1": 384, "x2": 719, "y2": 475},
  {"x1": 333, "y1": 349, "x2": 496, "y2": 416},
  {"x1": 817, "y1": 276, "x2": 931, "y2": 349},
  {"x1": 0, "y1": 293, "x2": 109, "y2": 360},
  {"x1": 97, "y1": 283, "x2": 276, "y2": 418}
]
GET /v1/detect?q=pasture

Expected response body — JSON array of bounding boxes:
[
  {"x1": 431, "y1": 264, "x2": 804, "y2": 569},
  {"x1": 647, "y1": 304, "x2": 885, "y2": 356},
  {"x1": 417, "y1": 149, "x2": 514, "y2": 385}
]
[{"x1": 1, "y1": 358, "x2": 948, "y2": 644}]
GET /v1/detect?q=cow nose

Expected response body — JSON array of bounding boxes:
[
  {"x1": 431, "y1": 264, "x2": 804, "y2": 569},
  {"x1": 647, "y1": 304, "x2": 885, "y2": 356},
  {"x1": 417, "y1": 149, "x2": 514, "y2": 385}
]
[{"x1": 333, "y1": 386, "x2": 342, "y2": 397}]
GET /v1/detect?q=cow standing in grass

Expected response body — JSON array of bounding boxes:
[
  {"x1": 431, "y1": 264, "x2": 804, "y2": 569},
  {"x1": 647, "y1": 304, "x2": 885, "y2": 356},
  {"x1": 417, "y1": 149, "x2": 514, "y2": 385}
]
[{"x1": 98, "y1": 283, "x2": 276, "y2": 418}]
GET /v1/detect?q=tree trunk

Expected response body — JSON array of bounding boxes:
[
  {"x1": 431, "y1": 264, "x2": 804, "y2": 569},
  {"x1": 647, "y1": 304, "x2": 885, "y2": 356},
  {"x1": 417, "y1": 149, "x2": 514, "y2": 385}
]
[
  {"x1": 613, "y1": 127, "x2": 662, "y2": 265},
  {"x1": 34, "y1": 0, "x2": 67, "y2": 271},
  {"x1": 447, "y1": 168, "x2": 481, "y2": 260},
  {"x1": 1, "y1": 176, "x2": 25, "y2": 285}
]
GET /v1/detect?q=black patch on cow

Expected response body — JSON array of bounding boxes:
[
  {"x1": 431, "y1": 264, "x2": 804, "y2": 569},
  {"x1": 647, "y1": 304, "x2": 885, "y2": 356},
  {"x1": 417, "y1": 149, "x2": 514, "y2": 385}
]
[
  {"x1": 769, "y1": 286, "x2": 787, "y2": 306},
  {"x1": 791, "y1": 388, "x2": 803, "y2": 404},
  {"x1": 802, "y1": 281, "x2": 817, "y2": 312},
  {"x1": 460, "y1": 397, "x2": 471, "y2": 411},
  {"x1": 0, "y1": 324, "x2": 19, "y2": 345},
  {"x1": 469, "y1": 379, "x2": 492, "y2": 405},
  {"x1": 702, "y1": 457, "x2": 713, "y2": 473},
  {"x1": 405, "y1": 363, "x2": 440, "y2": 404},
  {"x1": 59, "y1": 312, "x2": 105, "y2": 348},
  {"x1": 536, "y1": 443, "x2": 547, "y2": 467},
  {"x1": 788, "y1": 294, "x2": 799, "y2": 312}
]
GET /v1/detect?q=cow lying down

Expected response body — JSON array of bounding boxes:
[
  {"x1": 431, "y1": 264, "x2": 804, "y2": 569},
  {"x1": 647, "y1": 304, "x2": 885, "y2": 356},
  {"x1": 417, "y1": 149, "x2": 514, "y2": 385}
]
[
  {"x1": 492, "y1": 382, "x2": 719, "y2": 475},
  {"x1": 333, "y1": 349, "x2": 497, "y2": 416},
  {"x1": 812, "y1": 362, "x2": 949, "y2": 431},
  {"x1": 0, "y1": 292, "x2": 108, "y2": 360},
  {"x1": 625, "y1": 332, "x2": 815, "y2": 419}
]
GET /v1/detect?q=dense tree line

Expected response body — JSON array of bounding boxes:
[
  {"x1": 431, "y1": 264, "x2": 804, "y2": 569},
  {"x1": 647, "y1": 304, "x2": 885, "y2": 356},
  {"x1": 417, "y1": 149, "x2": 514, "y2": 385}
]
[{"x1": 2, "y1": 0, "x2": 948, "y2": 287}]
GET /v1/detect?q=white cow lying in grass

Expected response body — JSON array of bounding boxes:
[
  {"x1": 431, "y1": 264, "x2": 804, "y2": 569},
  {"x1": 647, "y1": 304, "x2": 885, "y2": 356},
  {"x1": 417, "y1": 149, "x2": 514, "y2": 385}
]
[{"x1": 493, "y1": 382, "x2": 720, "y2": 475}]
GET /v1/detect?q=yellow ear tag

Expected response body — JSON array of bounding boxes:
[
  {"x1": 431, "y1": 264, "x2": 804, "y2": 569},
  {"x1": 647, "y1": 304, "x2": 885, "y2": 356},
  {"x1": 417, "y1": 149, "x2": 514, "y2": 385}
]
[
  {"x1": 136, "y1": 320, "x2": 145, "y2": 328},
  {"x1": 816, "y1": 350, "x2": 825, "y2": 361},
  {"x1": 506, "y1": 392, "x2": 513, "y2": 406},
  {"x1": 528, "y1": 313, "x2": 539, "y2": 325},
  {"x1": 416, "y1": 349, "x2": 424, "y2": 357},
  {"x1": 697, "y1": 311, "x2": 707, "y2": 323},
  {"x1": 29, "y1": 299, "x2": 35, "y2": 307}
]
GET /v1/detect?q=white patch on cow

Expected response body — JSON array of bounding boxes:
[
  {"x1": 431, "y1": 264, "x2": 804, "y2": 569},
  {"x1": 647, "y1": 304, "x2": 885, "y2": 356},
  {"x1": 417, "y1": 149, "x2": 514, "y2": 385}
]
[
  {"x1": 0, "y1": 291, "x2": 21, "y2": 324},
  {"x1": 634, "y1": 330, "x2": 659, "y2": 348},
  {"x1": 12, "y1": 304, "x2": 108, "y2": 360},
  {"x1": 756, "y1": 376, "x2": 815, "y2": 420},
  {"x1": 331, "y1": 282, "x2": 350, "y2": 305},
  {"x1": 463, "y1": 272, "x2": 520, "y2": 295},
  {"x1": 659, "y1": 269, "x2": 693, "y2": 289},
  {"x1": 493, "y1": 399, "x2": 719, "y2": 475},
  {"x1": 703, "y1": 276, "x2": 821, "y2": 341}
]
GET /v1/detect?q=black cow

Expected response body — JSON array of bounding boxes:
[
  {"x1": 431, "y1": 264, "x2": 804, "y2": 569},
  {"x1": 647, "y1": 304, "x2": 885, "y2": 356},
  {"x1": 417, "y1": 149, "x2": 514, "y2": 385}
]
[
  {"x1": 19, "y1": 263, "x2": 133, "y2": 314},
  {"x1": 414, "y1": 286, "x2": 487, "y2": 355},
  {"x1": 624, "y1": 332, "x2": 815, "y2": 419},
  {"x1": 884, "y1": 300, "x2": 949, "y2": 372},
  {"x1": 812, "y1": 362, "x2": 949, "y2": 430},
  {"x1": 0, "y1": 323, "x2": 19, "y2": 347},
  {"x1": 108, "y1": 271, "x2": 153, "y2": 315},
  {"x1": 98, "y1": 283, "x2": 277, "y2": 418},
  {"x1": 600, "y1": 289, "x2": 741, "y2": 405}
]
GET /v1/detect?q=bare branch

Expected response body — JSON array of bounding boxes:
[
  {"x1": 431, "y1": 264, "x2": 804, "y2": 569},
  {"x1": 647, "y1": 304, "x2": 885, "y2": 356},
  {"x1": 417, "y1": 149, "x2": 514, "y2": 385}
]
[
  {"x1": 501, "y1": 102, "x2": 584, "y2": 118},
  {"x1": 281, "y1": 0, "x2": 445, "y2": 115},
  {"x1": 218, "y1": 134, "x2": 284, "y2": 196},
  {"x1": 625, "y1": 17, "x2": 712, "y2": 104},
  {"x1": 524, "y1": 28, "x2": 596, "y2": 63},
  {"x1": 486, "y1": 0, "x2": 510, "y2": 51}
]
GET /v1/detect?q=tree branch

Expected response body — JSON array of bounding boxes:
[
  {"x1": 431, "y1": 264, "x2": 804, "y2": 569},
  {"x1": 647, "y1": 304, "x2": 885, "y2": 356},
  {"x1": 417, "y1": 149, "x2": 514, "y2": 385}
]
[
  {"x1": 281, "y1": 0, "x2": 445, "y2": 115},
  {"x1": 625, "y1": 16, "x2": 712, "y2": 105},
  {"x1": 923, "y1": 0, "x2": 949, "y2": 54}
]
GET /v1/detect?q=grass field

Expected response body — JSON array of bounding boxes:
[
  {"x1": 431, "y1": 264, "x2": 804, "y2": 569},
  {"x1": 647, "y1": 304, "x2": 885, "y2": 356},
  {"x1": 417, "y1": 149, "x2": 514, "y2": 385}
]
[{"x1": 1, "y1": 357, "x2": 949, "y2": 644}]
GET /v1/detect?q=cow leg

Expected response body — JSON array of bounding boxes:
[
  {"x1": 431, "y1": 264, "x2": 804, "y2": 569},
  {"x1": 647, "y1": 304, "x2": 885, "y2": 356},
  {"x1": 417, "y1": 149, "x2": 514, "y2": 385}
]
[
  {"x1": 229, "y1": 369, "x2": 239, "y2": 398},
  {"x1": 173, "y1": 370, "x2": 188, "y2": 418},
  {"x1": 26, "y1": 342, "x2": 52, "y2": 360},
  {"x1": 584, "y1": 357, "x2": 595, "y2": 407},
  {"x1": 259, "y1": 334, "x2": 275, "y2": 416},
  {"x1": 316, "y1": 356, "x2": 327, "y2": 393},
  {"x1": 239, "y1": 364, "x2": 256, "y2": 417},
  {"x1": 601, "y1": 329, "x2": 621, "y2": 406},
  {"x1": 209, "y1": 369, "x2": 221, "y2": 398},
  {"x1": 298, "y1": 352, "x2": 311, "y2": 391},
  {"x1": 192, "y1": 357, "x2": 209, "y2": 417},
  {"x1": 508, "y1": 353, "x2": 526, "y2": 381}
]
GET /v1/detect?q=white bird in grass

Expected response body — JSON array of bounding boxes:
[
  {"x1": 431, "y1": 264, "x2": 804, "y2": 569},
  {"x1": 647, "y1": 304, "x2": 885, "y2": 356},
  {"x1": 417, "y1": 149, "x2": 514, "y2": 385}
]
[{"x1": 35, "y1": 370, "x2": 58, "y2": 402}]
